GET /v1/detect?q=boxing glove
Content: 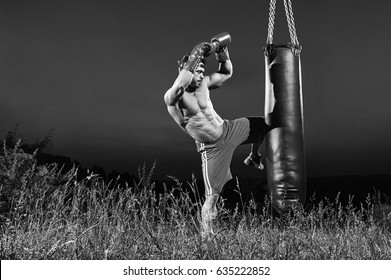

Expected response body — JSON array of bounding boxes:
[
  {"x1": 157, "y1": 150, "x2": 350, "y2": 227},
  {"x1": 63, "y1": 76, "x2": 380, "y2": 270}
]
[
  {"x1": 210, "y1": 32, "x2": 231, "y2": 62},
  {"x1": 211, "y1": 32, "x2": 231, "y2": 52},
  {"x1": 181, "y1": 42, "x2": 212, "y2": 73}
]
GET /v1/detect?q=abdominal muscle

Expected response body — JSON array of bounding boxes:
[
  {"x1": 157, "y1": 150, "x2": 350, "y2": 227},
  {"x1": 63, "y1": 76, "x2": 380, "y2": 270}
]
[
  {"x1": 179, "y1": 88, "x2": 224, "y2": 143},
  {"x1": 182, "y1": 103, "x2": 224, "y2": 143}
]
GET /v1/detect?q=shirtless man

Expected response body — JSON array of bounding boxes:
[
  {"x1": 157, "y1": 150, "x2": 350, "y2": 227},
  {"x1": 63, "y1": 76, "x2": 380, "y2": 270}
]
[{"x1": 164, "y1": 32, "x2": 269, "y2": 237}]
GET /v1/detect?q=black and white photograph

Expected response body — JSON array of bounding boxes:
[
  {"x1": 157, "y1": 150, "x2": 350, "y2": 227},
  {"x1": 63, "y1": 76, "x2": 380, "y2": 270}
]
[{"x1": 1, "y1": 0, "x2": 390, "y2": 277}]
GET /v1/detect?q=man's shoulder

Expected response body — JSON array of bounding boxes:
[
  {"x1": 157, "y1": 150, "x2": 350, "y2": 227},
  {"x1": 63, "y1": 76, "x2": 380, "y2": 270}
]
[{"x1": 203, "y1": 76, "x2": 211, "y2": 86}]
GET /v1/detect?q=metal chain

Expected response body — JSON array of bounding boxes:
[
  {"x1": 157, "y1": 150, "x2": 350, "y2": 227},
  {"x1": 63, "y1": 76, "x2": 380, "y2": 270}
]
[
  {"x1": 267, "y1": 0, "x2": 277, "y2": 44},
  {"x1": 266, "y1": 0, "x2": 299, "y2": 45},
  {"x1": 283, "y1": 0, "x2": 299, "y2": 45}
]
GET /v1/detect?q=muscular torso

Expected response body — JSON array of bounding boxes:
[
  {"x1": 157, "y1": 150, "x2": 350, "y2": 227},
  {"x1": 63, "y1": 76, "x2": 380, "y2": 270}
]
[{"x1": 176, "y1": 81, "x2": 224, "y2": 143}]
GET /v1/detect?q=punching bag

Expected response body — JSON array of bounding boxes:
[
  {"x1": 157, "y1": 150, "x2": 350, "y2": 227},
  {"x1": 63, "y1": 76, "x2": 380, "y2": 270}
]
[{"x1": 264, "y1": 0, "x2": 306, "y2": 212}]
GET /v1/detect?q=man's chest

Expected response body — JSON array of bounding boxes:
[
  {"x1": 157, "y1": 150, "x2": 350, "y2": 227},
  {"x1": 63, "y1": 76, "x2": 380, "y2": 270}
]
[{"x1": 180, "y1": 88, "x2": 209, "y2": 110}]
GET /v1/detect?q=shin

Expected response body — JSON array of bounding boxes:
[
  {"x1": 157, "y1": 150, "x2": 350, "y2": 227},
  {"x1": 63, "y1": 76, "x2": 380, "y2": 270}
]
[
  {"x1": 201, "y1": 193, "x2": 219, "y2": 237},
  {"x1": 250, "y1": 142, "x2": 262, "y2": 156}
]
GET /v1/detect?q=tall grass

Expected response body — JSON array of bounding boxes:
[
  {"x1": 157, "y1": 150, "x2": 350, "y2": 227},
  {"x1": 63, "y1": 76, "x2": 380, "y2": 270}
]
[{"x1": 0, "y1": 140, "x2": 390, "y2": 259}]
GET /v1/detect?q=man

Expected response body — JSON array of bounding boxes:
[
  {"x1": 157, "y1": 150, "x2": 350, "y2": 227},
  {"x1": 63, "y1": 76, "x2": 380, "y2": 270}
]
[{"x1": 164, "y1": 32, "x2": 269, "y2": 237}]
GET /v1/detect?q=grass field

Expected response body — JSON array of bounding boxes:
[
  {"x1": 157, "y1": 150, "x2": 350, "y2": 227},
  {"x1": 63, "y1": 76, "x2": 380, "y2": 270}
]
[{"x1": 1, "y1": 140, "x2": 391, "y2": 260}]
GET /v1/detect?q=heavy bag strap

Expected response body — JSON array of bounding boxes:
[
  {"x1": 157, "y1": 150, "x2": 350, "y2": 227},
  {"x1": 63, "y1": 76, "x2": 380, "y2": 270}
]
[{"x1": 267, "y1": 0, "x2": 299, "y2": 46}]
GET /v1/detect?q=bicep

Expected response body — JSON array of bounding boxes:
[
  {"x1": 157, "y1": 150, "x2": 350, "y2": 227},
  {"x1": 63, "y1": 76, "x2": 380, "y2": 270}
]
[
  {"x1": 164, "y1": 70, "x2": 193, "y2": 105},
  {"x1": 207, "y1": 72, "x2": 231, "y2": 90},
  {"x1": 207, "y1": 60, "x2": 233, "y2": 90},
  {"x1": 164, "y1": 85, "x2": 185, "y2": 106}
]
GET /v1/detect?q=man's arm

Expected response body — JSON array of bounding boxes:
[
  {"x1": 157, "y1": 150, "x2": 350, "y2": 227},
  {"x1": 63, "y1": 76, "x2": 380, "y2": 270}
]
[
  {"x1": 164, "y1": 41, "x2": 210, "y2": 106},
  {"x1": 207, "y1": 55, "x2": 233, "y2": 90},
  {"x1": 163, "y1": 69, "x2": 194, "y2": 131},
  {"x1": 164, "y1": 69, "x2": 193, "y2": 106},
  {"x1": 206, "y1": 33, "x2": 233, "y2": 90}
]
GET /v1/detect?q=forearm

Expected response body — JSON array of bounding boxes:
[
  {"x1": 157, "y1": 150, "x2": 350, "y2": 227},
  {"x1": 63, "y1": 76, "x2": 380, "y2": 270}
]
[
  {"x1": 207, "y1": 52, "x2": 233, "y2": 89},
  {"x1": 217, "y1": 59, "x2": 233, "y2": 77},
  {"x1": 164, "y1": 69, "x2": 193, "y2": 106},
  {"x1": 213, "y1": 32, "x2": 233, "y2": 80},
  {"x1": 175, "y1": 69, "x2": 193, "y2": 89}
]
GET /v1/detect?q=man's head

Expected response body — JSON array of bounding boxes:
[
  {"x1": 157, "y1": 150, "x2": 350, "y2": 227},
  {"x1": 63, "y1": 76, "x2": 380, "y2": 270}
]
[
  {"x1": 190, "y1": 63, "x2": 205, "y2": 88},
  {"x1": 178, "y1": 54, "x2": 206, "y2": 90}
]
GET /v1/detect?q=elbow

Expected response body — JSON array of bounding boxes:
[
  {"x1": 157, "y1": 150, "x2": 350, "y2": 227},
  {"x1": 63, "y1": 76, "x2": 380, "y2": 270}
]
[
  {"x1": 221, "y1": 66, "x2": 233, "y2": 80},
  {"x1": 164, "y1": 90, "x2": 174, "y2": 106},
  {"x1": 164, "y1": 87, "x2": 183, "y2": 106},
  {"x1": 228, "y1": 65, "x2": 233, "y2": 77},
  {"x1": 163, "y1": 94, "x2": 170, "y2": 106},
  {"x1": 223, "y1": 70, "x2": 233, "y2": 83},
  {"x1": 220, "y1": 70, "x2": 233, "y2": 81}
]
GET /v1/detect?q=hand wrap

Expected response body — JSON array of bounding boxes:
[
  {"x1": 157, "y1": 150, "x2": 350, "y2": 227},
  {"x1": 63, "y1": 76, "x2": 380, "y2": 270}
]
[
  {"x1": 210, "y1": 32, "x2": 231, "y2": 63},
  {"x1": 215, "y1": 46, "x2": 230, "y2": 63}
]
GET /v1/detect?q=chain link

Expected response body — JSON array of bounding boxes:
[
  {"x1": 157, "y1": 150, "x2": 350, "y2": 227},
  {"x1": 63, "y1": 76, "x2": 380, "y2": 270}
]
[
  {"x1": 267, "y1": 0, "x2": 299, "y2": 45},
  {"x1": 267, "y1": 0, "x2": 276, "y2": 44},
  {"x1": 283, "y1": 0, "x2": 299, "y2": 45}
]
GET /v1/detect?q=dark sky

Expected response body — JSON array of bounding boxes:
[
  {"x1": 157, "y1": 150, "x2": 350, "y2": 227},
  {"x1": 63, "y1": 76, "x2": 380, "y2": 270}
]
[{"x1": 1, "y1": 0, "x2": 391, "y2": 180}]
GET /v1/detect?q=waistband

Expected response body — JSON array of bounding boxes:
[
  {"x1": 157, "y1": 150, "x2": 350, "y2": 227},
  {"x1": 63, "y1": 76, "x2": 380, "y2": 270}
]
[{"x1": 195, "y1": 120, "x2": 229, "y2": 152}]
